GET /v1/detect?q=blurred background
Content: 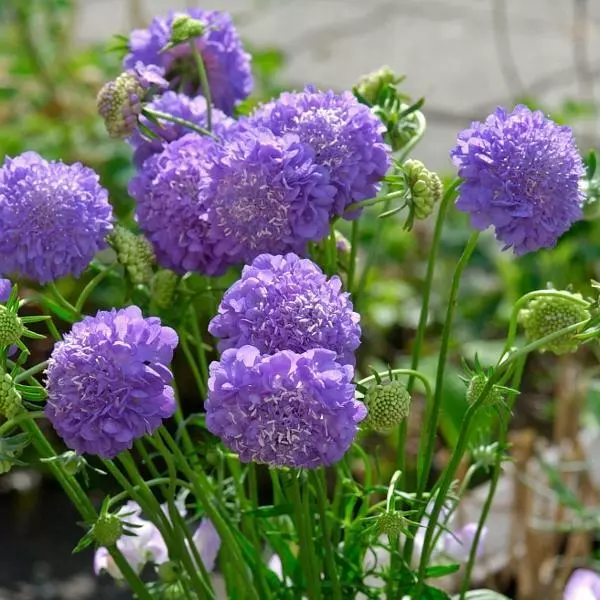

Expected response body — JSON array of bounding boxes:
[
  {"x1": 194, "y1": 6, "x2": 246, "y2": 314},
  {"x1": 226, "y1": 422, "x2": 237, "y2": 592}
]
[{"x1": 1, "y1": 0, "x2": 600, "y2": 598}]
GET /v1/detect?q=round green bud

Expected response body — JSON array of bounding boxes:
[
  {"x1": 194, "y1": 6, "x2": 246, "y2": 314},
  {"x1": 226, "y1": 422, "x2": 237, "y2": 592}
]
[
  {"x1": 163, "y1": 582, "x2": 189, "y2": 600},
  {"x1": 363, "y1": 380, "x2": 411, "y2": 434},
  {"x1": 157, "y1": 560, "x2": 181, "y2": 584},
  {"x1": 377, "y1": 511, "x2": 406, "y2": 536},
  {"x1": 110, "y1": 225, "x2": 155, "y2": 285},
  {"x1": 0, "y1": 305, "x2": 24, "y2": 347},
  {"x1": 171, "y1": 15, "x2": 207, "y2": 45},
  {"x1": 355, "y1": 65, "x2": 398, "y2": 105},
  {"x1": 403, "y1": 159, "x2": 443, "y2": 220},
  {"x1": 0, "y1": 372, "x2": 22, "y2": 419},
  {"x1": 151, "y1": 270, "x2": 179, "y2": 309},
  {"x1": 466, "y1": 373, "x2": 504, "y2": 408},
  {"x1": 93, "y1": 513, "x2": 123, "y2": 547},
  {"x1": 97, "y1": 72, "x2": 144, "y2": 139},
  {"x1": 519, "y1": 292, "x2": 590, "y2": 355}
]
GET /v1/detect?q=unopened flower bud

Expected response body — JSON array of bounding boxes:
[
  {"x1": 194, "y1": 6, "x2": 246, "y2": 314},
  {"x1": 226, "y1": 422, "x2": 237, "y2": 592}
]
[
  {"x1": 157, "y1": 560, "x2": 181, "y2": 584},
  {"x1": 403, "y1": 159, "x2": 443, "y2": 220},
  {"x1": 171, "y1": 15, "x2": 207, "y2": 46},
  {"x1": 93, "y1": 513, "x2": 123, "y2": 547},
  {"x1": 163, "y1": 582, "x2": 187, "y2": 600},
  {"x1": 151, "y1": 270, "x2": 179, "y2": 309},
  {"x1": 110, "y1": 225, "x2": 155, "y2": 285},
  {"x1": 377, "y1": 511, "x2": 406, "y2": 536},
  {"x1": 355, "y1": 66, "x2": 398, "y2": 106},
  {"x1": 363, "y1": 380, "x2": 411, "y2": 433},
  {"x1": 97, "y1": 73, "x2": 144, "y2": 138},
  {"x1": 466, "y1": 373, "x2": 504, "y2": 408},
  {"x1": 0, "y1": 305, "x2": 23, "y2": 347},
  {"x1": 0, "y1": 371, "x2": 22, "y2": 419},
  {"x1": 519, "y1": 292, "x2": 590, "y2": 355}
]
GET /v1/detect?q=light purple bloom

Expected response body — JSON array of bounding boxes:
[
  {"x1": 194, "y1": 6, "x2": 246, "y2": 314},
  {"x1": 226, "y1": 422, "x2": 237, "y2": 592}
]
[
  {"x1": 129, "y1": 91, "x2": 234, "y2": 168},
  {"x1": 0, "y1": 152, "x2": 113, "y2": 284},
  {"x1": 124, "y1": 9, "x2": 252, "y2": 114},
  {"x1": 206, "y1": 345, "x2": 366, "y2": 468},
  {"x1": 204, "y1": 127, "x2": 336, "y2": 265},
  {"x1": 451, "y1": 105, "x2": 584, "y2": 255},
  {"x1": 209, "y1": 253, "x2": 360, "y2": 365},
  {"x1": 0, "y1": 279, "x2": 12, "y2": 303},
  {"x1": 129, "y1": 133, "x2": 229, "y2": 276},
  {"x1": 45, "y1": 306, "x2": 178, "y2": 458},
  {"x1": 564, "y1": 569, "x2": 600, "y2": 600},
  {"x1": 250, "y1": 87, "x2": 391, "y2": 218}
]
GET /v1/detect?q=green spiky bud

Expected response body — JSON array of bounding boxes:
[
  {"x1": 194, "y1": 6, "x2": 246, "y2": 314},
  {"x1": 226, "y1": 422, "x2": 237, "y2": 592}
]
[
  {"x1": 403, "y1": 159, "x2": 443, "y2": 220},
  {"x1": 151, "y1": 270, "x2": 179, "y2": 309},
  {"x1": 355, "y1": 65, "x2": 398, "y2": 106},
  {"x1": 93, "y1": 513, "x2": 123, "y2": 547},
  {"x1": 0, "y1": 305, "x2": 24, "y2": 347},
  {"x1": 363, "y1": 380, "x2": 411, "y2": 433},
  {"x1": 519, "y1": 292, "x2": 590, "y2": 355},
  {"x1": 157, "y1": 560, "x2": 181, "y2": 584},
  {"x1": 466, "y1": 373, "x2": 505, "y2": 408},
  {"x1": 110, "y1": 225, "x2": 155, "y2": 285},
  {"x1": 377, "y1": 511, "x2": 406, "y2": 536},
  {"x1": 97, "y1": 72, "x2": 144, "y2": 138},
  {"x1": 0, "y1": 372, "x2": 22, "y2": 419},
  {"x1": 171, "y1": 15, "x2": 207, "y2": 46},
  {"x1": 163, "y1": 583, "x2": 190, "y2": 600}
]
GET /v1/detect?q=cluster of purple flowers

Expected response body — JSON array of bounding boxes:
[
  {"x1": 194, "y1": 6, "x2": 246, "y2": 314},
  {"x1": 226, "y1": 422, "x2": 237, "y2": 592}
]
[{"x1": 206, "y1": 254, "x2": 365, "y2": 469}]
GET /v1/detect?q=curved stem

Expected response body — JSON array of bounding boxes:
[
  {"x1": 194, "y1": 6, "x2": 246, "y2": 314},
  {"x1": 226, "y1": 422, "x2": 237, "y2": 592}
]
[
  {"x1": 108, "y1": 477, "x2": 196, "y2": 508},
  {"x1": 357, "y1": 368, "x2": 433, "y2": 401},
  {"x1": 143, "y1": 107, "x2": 215, "y2": 138},
  {"x1": 14, "y1": 361, "x2": 49, "y2": 384},
  {"x1": 190, "y1": 41, "x2": 212, "y2": 131},
  {"x1": 347, "y1": 219, "x2": 360, "y2": 294},
  {"x1": 75, "y1": 266, "x2": 113, "y2": 313},
  {"x1": 0, "y1": 410, "x2": 45, "y2": 436}
]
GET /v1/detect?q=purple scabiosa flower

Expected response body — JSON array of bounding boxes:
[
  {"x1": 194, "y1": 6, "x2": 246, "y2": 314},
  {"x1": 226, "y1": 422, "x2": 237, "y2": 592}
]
[
  {"x1": 205, "y1": 127, "x2": 336, "y2": 264},
  {"x1": 45, "y1": 306, "x2": 178, "y2": 458},
  {"x1": 451, "y1": 105, "x2": 584, "y2": 255},
  {"x1": 129, "y1": 91, "x2": 234, "y2": 168},
  {"x1": 129, "y1": 133, "x2": 229, "y2": 276},
  {"x1": 564, "y1": 569, "x2": 600, "y2": 600},
  {"x1": 250, "y1": 87, "x2": 391, "y2": 218},
  {"x1": 209, "y1": 253, "x2": 360, "y2": 365},
  {"x1": 0, "y1": 152, "x2": 113, "y2": 284},
  {"x1": 124, "y1": 9, "x2": 252, "y2": 115},
  {"x1": 0, "y1": 279, "x2": 12, "y2": 303},
  {"x1": 206, "y1": 345, "x2": 366, "y2": 468}
]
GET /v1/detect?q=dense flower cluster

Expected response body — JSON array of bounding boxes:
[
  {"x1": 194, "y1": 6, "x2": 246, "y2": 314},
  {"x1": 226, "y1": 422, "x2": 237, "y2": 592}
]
[
  {"x1": 451, "y1": 105, "x2": 584, "y2": 255},
  {"x1": 0, "y1": 152, "x2": 113, "y2": 284},
  {"x1": 250, "y1": 87, "x2": 391, "y2": 217},
  {"x1": 206, "y1": 346, "x2": 365, "y2": 468},
  {"x1": 45, "y1": 306, "x2": 178, "y2": 458},
  {"x1": 129, "y1": 91, "x2": 234, "y2": 168},
  {"x1": 209, "y1": 253, "x2": 360, "y2": 364},
  {"x1": 124, "y1": 9, "x2": 252, "y2": 114}
]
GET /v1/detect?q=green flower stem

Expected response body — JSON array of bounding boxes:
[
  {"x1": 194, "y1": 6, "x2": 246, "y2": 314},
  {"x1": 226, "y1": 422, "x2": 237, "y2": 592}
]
[
  {"x1": 158, "y1": 426, "x2": 260, "y2": 599},
  {"x1": 108, "y1": 477, "x2": 196, "y2": 508},
  {"x1": 21, "y1": 421, "x2": 151, "y2": 599},
  {"x1": 189, "y1": 305, "x2": 210, "y2": 384},
  {"x1": 48, "y1": 282, "x2": 80, "y2": 317},
  {"x1": 13, "y1": 361, "x2": 49, "y2": 384},
  {"x1": 288, "y1": 473, "x2": 321, "y2": 600},
  {"x1": 190, "y1": 41, "x2": 212, "y2": 131},
  {"x1": 75, "y1": 266, "x2": 113, "y2": 313},
  {"x1": 313, "y1": 470, "x2": 342, "y2": 600},
  {"x1": 179, "y1": 332, "x2": 207, "y2": 396},
  {"x1": 134, "y1": 439, "x2": 162, "y2": 480},
  {"x1": 143, "y1": 107, "x2": 215, "y2": 138},
  {"x1": 0, "y1": 410, "x2": 45, "y2": 436},
  {"x1": 357, "y1": 368, "x2": 432, "y2": 400},
  {"x1": 416, "y1": 231, "x2": 480, "y2": 497},
  {"x1": 458, "y1": 355, "x2": 526, "y2": 599},
  {"x1": 347, "y1": 219, "x2": 360, "y2": 293},
  {"x1": 170, "y1": 379, "x2": 196, "y2": 460}
]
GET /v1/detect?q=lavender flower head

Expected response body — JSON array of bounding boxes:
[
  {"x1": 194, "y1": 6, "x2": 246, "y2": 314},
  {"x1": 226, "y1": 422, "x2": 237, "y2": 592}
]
[
  {"x1": 129, "y1": 134, "x2": 229, "y2": 276},
  {"x1": 451, "y1": 105, "x2": 584, "y2": 255},
  {"x1": 251, "y1": 87, "x2": 391, "y2": 217},
  {"x1": 129, "y1": 91, "x2": 234, "y2": 168},
  {"x1": 205, "y1": 127, "x2": 336, "y2": 265},
  {"x1": 209, "y1": 253, "x2": 360, "y2": 365},
  {"x1": 0, "y1": 152, "x2": 113, "y2": 284},
  {"x1": 564, "y1": 569, "x2": 600, "y2": 600},
  {"x1": 206, "y1": 345, "x2": 366, "y2": 468},
  {"x1": 0, "y1": 279, "x2": 12, "y2": 303},
  {"x1": 124, "y1": 9, "x2": 252, "y2": 114},
  {"x1": 45, "y1": 306, "x2": 178, "y2": 458}
]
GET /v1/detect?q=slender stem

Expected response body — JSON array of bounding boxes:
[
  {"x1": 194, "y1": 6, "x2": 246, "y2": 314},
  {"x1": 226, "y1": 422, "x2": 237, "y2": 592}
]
[
  {"x1": 143, "y1": 107, "x2": 215, "y2": 138},
  {"x1": 108, "y1": 549, "x2": 154, "y2": 600},
  {"x1": 14, "y1": 361, "x2": 49, "y2": 384},
  {"x1": 0, "y1": 410, "x2": 45, "y2": 436},
  {"x1": 75, "y1": 267, "x2": 113, "y2": 313},
  {"x1": 190, "y1": 41, "x2": 212, "y2": 131},
  {"x1": 48, "y1": 282, "x2": 80, "y2": 317},
  {"x1": 189, "y1": 305, "x2": 210, "y2": 384},
  {"x1": 347, "y1": 220, "x2": 360, "y2": 294},
  {"x1": 171, "y1": 379, "x2": 196, "y2": 459},
  {"x1": 108, "y1": 477, "x2": 196, "y2": 508},
  {"x1": 358, "y1": 368, "x2": 432, "y2": 400},
  {"x1": 179, "y1": 333, "x2": 207, "y2": 396}
]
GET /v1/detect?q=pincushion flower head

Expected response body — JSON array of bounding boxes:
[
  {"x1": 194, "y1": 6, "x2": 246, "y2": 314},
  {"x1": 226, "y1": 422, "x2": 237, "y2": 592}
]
[
  {"x1": 124, "y1": 9, "x2": 252, "y2": 115},
  {"x1": 451, "y1": 105, "x2": 584, "y2": 255},
  {"x1": 129, "y1": 133, "x2": 229, "y2": 276},
  {"x1": 206, "y1": 345, "x2": 366, "y2": 468},
  {"x1": 0, "y1": 152, "x2": 113, "y2": 284},
  {"x1": 250, "y1": 87, "x2": 391, "y2": 217},
  {"x1": 209, "y1": 253, "x2": 360, "y2": 365},
  {"x1": 45, "y1": 306, "x2": 178, "y2": 458},
  {"x1": 205, "y1": 127, "x2": 336, "y2": 265},
  {"x1": 129, "y1": 91, "x2": 234, "y2": 168}
]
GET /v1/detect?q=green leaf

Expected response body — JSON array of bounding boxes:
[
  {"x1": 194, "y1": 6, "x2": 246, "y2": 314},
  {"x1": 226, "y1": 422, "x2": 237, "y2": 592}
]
[
  {"x1": 72, "y1": 531, "x2": 94, "y2": 554},
  {"x1": 587, "y1": 150, "x2": 597, "y2": 180},
  {"x1": 424, "y1": 563, "x2": 461, "y2": 578}
]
